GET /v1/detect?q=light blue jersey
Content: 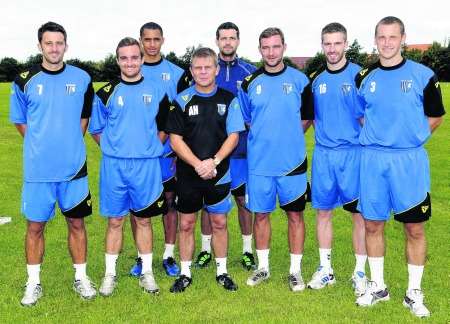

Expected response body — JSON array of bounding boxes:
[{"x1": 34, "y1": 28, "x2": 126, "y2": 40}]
[
  {"x1": 89, "y1": 77, "x2": 168, "y2": 158},
  {"x1": 10, "y1": 64, "x2": 93, "y2": 182},
  {"x1": 311, "y1": 61, "x2": 362, "y2": 148},
  {"x1": 238, "y1": 66, "x2": 314, "y2": 176}
]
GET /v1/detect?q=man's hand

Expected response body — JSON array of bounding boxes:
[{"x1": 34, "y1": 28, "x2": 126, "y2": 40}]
[{"x1": 194, "y1": 158, "x2": 216, "y2": 179}]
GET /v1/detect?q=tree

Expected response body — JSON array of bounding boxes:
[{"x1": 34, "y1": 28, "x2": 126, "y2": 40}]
[
  {"x1": 346, "y1": 39, "x2": 369, "y2": 67},
  {"x1": 66, "y1": 58, "x2": 102, "y2": 81},
  {"x1": 303, "y1": 52, "x2": 325, "y2": 77},
  {"x1": 0, "y1": 57, "x2": 21, "y2": 81},
  {"x1": 23, "y1": 54, "x2": 42, "y2": 69},
  {"x1": 99, "y1": 54, "x2": 120, "y2": 81}
]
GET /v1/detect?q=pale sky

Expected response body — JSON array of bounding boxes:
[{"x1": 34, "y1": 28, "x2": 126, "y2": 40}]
[{"x1": 1, "y1": 0, "x2": 448, "y2": 62}]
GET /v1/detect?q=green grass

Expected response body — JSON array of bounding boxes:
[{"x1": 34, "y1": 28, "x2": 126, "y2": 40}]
[{"x1": 0, "y1": 82, "x2": 449, "y2": 323}]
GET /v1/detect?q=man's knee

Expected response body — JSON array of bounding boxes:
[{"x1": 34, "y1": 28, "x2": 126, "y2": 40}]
[
  {"x1": 364, "y1": 220, "x2": 384, "y2": 235},
  {"x1": 66, "y1": 217, "x2": 86, "y2": 232},
  {"x1": 179, "y1": 216, "x2": 195, "y2": 233},
  {"x1": 404, "y1": 222, "x2": 425, "y2": 241},
  {"x1": 27, "y1": 221, "x2": 46, "y2": 236},
  {"x1": 107, "y1": 217, "x2": 125, "y2": 231},
  {"x1": 210, "y1": 216, "x2": 227, "y2": 232}
]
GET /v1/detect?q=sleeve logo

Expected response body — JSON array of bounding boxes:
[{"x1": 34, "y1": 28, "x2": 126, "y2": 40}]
[{"x1": 20, "y1": 71, "x2": 30, "y2": 79}]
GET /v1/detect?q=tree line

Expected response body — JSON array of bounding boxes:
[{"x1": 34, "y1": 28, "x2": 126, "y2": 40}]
[{"x1": 0, "y1": 40, "x2": 448, "y2": 82}]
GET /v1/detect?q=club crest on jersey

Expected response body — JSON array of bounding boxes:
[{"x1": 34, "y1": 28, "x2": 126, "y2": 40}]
[
  {"x1": 283, "y1": 83, "x2": 293, "y2": 94},
  {"x1": 161, "y1": 73, "x2": 171, "y2": 81},
  {"x1": 66, "y1": 84, "x2": 76, "y2": 95},
  {"x1": 401, "y1": 80, "x2": 413, "y2": 93},
  {"x1": 142, "y1": 94, "x2": 152, "y2": 105},
  {"x1": 256, "y1": 84, "x2": 262, "y2": 95},
  {"x1": 341, "y1": 83, "x2": 352, "y2": 95},
  {"x1": 236, "y1": 80, "x2": 242, "y2": 89},
  {"x1": 188, "y1": 105, "x2": 198, "y2": 116},
  {"x1": 217, "y1": 104, "x2": 226, "y2": 116}
]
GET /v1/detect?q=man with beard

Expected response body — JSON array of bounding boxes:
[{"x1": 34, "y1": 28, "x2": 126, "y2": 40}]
[
  {"x1": 238, "y1": 27, "x2": 314, "y2": 291},
  {"x1": 10, "y1": 21, "x2": 96, "y2": 306},
  {"x1": 89, "y1": 37, "x2": 169, "y2": 296},
  {"x1": 307, "y1": 22, "x2": 367, "y2": 296},
  {"x1": 195, "y1": 22, "x2": 257, "y2": 271}
]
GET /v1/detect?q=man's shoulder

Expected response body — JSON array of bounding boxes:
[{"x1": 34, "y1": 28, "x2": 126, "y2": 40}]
[
  {"x1": 13, "y1": 65, "x2": 42, "y2": 91},
  {"x1": 355, "y1": 62, "x2": 379, "y2": 88},
  {"x1": 240, "y1": 68, "x2": 265, "y2": 92},
  {"x1": 174, "y1": 86, "x2": 196, "y2": 109},
  {"x1": 65, "y1": 64, "x2": 91, "y2": 81},
  {"x1": 96, "y1": 79, "x2": 120, "y2": 105},
  {"x1": 236, "y1": 58, "x2": 257, "y2": 74}
]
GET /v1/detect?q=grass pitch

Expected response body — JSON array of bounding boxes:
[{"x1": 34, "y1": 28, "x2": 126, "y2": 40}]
[{"x1": 0, "y1": 82, "x2": 449, "y2": 323}]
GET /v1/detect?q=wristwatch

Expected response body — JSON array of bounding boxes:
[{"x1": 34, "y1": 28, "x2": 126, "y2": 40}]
[{"x1": 213, "y1": 156, "x2": 221, "y2": 166}]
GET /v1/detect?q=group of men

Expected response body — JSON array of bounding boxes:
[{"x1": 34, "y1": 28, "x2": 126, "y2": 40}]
[{"x1": 9, "y1": 16, "x2": 445, "y2": 319}]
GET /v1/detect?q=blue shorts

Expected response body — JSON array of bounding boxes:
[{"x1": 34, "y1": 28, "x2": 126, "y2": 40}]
[
  {"x1": 100, "y1": 156, "x2": 165, "y2": 218},
  {"x1": 160, "y1": 156, "x2": 176, "y2": 183},
  {"x1": 246, "y1": 173, "x2": 308, "y2": 213},
  {"x1": 312, "y1": 145, "x2": 360, "y2": 211},
  {"x1": 230, "y1": 158, "x2": 247, "y2": 196},
  {"x1": 22, "y1": 176, "x2": 91, "y2": 222},
  {"x1": 358, "y1": 147, "x2": 431, "y2": 222}
]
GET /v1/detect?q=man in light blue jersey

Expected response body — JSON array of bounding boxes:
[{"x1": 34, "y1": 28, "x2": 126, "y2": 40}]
[
  {"x1": 10, "y1": 22, "x2": 96, "y2": 306},
  {"x1": 307, "y1": 23, "x2": 367, "y2": 296},
  {"x1": 89, "y1": 37, "x2": 169, "y2": 296},
  {"x1": 195, "y1": 22, "x2": 258, "y2": 271},
  {"x1": 128, "y1": 22, "x2": 191, "y2": 277},
  {"x1": 355, "y1": 17, "x2": 445, "y2": 318},
  {"x1": 238, "y1": 27, "x2": 314, "y2": 291}
]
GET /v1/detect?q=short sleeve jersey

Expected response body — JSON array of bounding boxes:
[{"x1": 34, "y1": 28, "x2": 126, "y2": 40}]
[
  {"x1": 141, "y1": 58, "x2": 191, "y2": 157},
  {"x1": 9, "y1": 64, "x2": 93, "y2": 182},
  {"x1": 165, "y1": 85, "x2": 245, "y2": 180},
  {"x1": 356, "y1": 59, "x2": 445, "y2": 149},
  {"x1": 89, "y1": 77, "x2": 169, "y2": 158},
  {"x1": 238, "y1": 66, "x2": 314, "y2": 176},
  {"x1": 310, "y1": 61, "x2": 363, "y2": 148},
  {"x1": 217, "y1": 56, "x2": 257, "y2": 158}
]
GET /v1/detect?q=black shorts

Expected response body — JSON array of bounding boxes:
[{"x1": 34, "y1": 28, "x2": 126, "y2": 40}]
[
  {"x1": 176, "y1": 177, "x2": 230, "y2": 214},
  {"x1": 163, "y1": 177, "x2": 176, "y2": 193}
]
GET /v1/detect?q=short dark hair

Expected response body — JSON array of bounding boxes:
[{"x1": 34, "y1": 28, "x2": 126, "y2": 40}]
[
  {"x1": 216, "y1": 22, "x2": 240, "y2": 40},
  {"x1": 140, "y1": 22, "x2": 163, "y2": 37},
  {"x1": 191, "y1": 47, "x2": 217, "y2": 66},
  {"x1": 116, "y1": 37, "x2": 143, "y2": 58},
  {"x1": 38, "y1": 21, "x2": 67, "y2": 43},
  {"x1": 321, "y1": 22, "x2": 347, "y2": 42},
  {"x1": 259, "y1": 27, "x2": 284, "y2": 46},
  {"x1": 375, "y1": 16, "x2": 405, "y2": 36}
]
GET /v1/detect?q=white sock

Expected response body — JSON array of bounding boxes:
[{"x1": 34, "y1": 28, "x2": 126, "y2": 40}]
[
  {"x1": 180, "y1": 261, "x2": 192, "y2": 278},
  {"x1": 256, "y1": 249, "x2": 270, "y2": 271},
  {"x1": 26, "y1": 264, "x2": 41, "y2": 285},
  {"x1": 319, "y1": 248, "x2": 332, "y2": 271},
  {"x1": 105, "y1": 253, "x2": 119, "y2": 276},
  {"x1": 141, "y1": 253, "x2": 153, "y2": 274},
  {"x1": 407, "y1": 264, "x2": 424, "y2": 291},
  {"x1": 216, "y1": 257, "x2": 228, "y2": 276},
  {"x1": 242, "y1": 234, "x2": 253, "y2": 254},
  {"x1": 289, "y1": 254, "x2": 303, "y2": 274},
  {"x1": 354, "y1": 254, "x2": 367, "y2": 274},
  {"x1": 368, "y1": 256, "x2": 385, "y2": 289},
  {"x1": 163, "y1": 244, "x2": 175, "y2": 259},
  {"x1": 201, "y1": 234, "x2": 212, "y2": 253},
  {"x1": 73, "y1": 263, "x2": 87, "y2": 281}
]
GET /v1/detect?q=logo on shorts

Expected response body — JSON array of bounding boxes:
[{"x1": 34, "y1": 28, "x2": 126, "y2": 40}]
[
  {"x1": 217, "y1": 104, "x2": 226, "y2": 115},
  {"x1": 87, "y1": 199, "x2": 92, "y2": 207},
  {"x1": 401, "y1": 80, "x2": 413, "y2": 93},
  {"x1": 188, "y1": 105, "x2": 198, "y2": 116},
  {"x1": 66, "y1": 84, "x2": 76, "y2": 95},
  {"x1": 157, "y1": 200, "x2": 164, "y2": 208},
  {"x1": 282, "y1": 83, "x2": 293, "y2": 94},
  {"x1": 169, "y1": 105, "x2": 176, "y2": 111},
  {"x1": 421, "y1": 205, "x2": 429, "y2": 213},
  {"x1": 161, "y1": 73, "x2": 171, "y2": 81},
  {"x1": 341, "y1": 83, "x2": 352, "y2": 95},
  {"x1": 142, "y1": 94, "x2": 152, "y2": 105},
  {"x1": 256, "y1": 84, "x2": 262, "y2": 95}
]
